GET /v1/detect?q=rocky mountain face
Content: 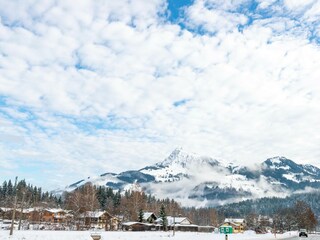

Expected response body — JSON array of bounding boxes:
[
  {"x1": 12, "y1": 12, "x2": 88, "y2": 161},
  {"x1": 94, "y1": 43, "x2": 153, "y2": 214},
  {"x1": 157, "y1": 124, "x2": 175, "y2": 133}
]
[{"x1": 63, "y1": 148, "x2": 320, "y2": 207}]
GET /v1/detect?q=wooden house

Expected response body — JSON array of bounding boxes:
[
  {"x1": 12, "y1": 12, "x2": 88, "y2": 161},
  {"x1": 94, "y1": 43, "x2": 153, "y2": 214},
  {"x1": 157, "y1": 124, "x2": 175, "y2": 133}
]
[
  {"x1": 25, "y1": 208, "x2": 42, "y2": 223},
  {"x1": 25, "y1": 208, "x2": 72, "y2": 224},
  {"x1": 122, "y1": 221, "x2": 157, "y2": 231},
  {"x1": 0, "y1": 207, "x2": 22, "y2": 220},
  {"x1": 0, "y1": 207, "x2": 11, "y2": 220},
  {"x1": 79, "y1": 211, "x2": 121, "y2": 230},
  {"x1": 222, "y1": 218, "x2": 246, "y2": 233},
  {"x1": 156, "y1": 216, "x2": 198, "y2": 232},
  {"x1": 143, "y1": 212, "x2": 157, "y2": 223},
  {"x1": 38, "y1": 209, "x2": 55, "y2": 222},
  {"x1": 51, "y1": 209, "x2": 73, "y2": 224}
]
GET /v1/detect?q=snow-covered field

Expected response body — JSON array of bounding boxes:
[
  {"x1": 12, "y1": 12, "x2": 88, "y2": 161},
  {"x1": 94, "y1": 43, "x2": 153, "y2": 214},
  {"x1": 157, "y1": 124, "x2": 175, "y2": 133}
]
[{"x1": 0, "y1": 230, "x2": 297, "y2": 240}]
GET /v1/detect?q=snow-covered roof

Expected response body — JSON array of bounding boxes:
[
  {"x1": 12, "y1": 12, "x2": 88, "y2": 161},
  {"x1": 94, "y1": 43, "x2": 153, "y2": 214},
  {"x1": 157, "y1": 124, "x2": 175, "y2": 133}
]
[
  {"x1": 122, "y1": 221, "x2": 154, "y2": 226},
  {"x1": 143, "y1": 212, "x2": 157, "y2": 220},
  {"x1": 79, "y1": 211, "x2": 105, "y2": 218},
  {"x1": 0, "y1": 207, "x2": 12, "y2": 212},
  {"x1": 122, "y1": 221, "x2": 139, "y2": 226},
  {"x1": 221, "y1": 222, "x2": 241, "y2": 227},
  {"x1": 21, "y1": 208, "x2": 69, "y2": 214},
  {"x1": 156, "y1": 216, "x2": 192, "y2": 226},
  {"x1": 224, "y1": 218, "x2": 245, "y2": 224},
  {"x1": 78, "y1": 211, "x2": 117, "y2": 219},
  {"x1": 174, "y1": 223, "x2": 198, "y2": 227},
  {"x1": 47, "y1": 208, "x2": 66, "y2": 213}
]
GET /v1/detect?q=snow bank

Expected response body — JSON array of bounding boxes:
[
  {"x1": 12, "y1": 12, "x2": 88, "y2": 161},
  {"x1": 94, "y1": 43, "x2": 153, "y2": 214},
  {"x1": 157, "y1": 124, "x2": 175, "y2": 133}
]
[{"x1": 0, "y1": 230, "x2": 297, "y2": 240}]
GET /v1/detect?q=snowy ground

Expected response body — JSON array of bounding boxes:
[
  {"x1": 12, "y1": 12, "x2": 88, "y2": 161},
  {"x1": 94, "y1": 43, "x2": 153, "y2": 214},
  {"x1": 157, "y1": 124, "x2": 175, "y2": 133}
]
[{"x1": 0, "y1": 230, "x2": 298, "y2": 240}]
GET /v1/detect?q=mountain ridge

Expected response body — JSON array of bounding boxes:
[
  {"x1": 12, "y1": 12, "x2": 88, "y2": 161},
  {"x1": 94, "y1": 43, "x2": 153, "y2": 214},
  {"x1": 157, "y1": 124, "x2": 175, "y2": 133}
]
[{"x1": 59, "y1": 148, "x2": 320, "y2": 207}]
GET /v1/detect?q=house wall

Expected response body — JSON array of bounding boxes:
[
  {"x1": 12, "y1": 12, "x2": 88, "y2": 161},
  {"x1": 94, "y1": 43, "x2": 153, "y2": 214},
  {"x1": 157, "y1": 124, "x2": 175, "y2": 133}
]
[
  {"x1": 176, "y1": 225, "x2": 198, "y2": 232},
  {"x1": 41, "y1": 211, "x2": 55, "y2": 222}
]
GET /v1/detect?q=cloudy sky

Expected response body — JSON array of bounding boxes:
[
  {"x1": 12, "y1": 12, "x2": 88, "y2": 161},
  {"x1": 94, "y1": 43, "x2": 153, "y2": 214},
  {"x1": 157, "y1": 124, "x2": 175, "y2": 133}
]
[{"x1": 1, "y1": 0, "x2": 320, "y2": 190}]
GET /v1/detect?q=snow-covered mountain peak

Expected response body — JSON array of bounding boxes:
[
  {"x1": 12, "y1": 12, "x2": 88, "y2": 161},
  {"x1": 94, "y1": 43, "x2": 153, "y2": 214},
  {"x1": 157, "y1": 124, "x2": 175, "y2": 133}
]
[
  {"x1": 263, "y1": 156, "x2": 295, "y2": 170},
  {"x1": 158, "y1": 148, "x2": 220, "y2": 168},
  {"x1": 303, "y1": 164, "x2": 320, "y2": 175},
  {"x1": 264, "y1": 157, "x2": 320, "y2": 176},
  {"x1": 159, "y1": 147, "x2": 190, "y2": 166},
  {"x1": 268, "y1": 156, "x2": 288, "y2": 163}
]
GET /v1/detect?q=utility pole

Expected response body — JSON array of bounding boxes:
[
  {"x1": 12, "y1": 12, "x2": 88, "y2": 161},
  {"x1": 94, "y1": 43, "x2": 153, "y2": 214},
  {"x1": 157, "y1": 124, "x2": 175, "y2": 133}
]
[
  {"x1": 172, "y1": 204, "x2": 176, "y2": 237},
  {"x1": 173, "y1": 214, "x2": 175, "y2": 236},
  {"x1": 9, "y1": 176, "x2": 18, "y2": 236},
  {"x1": 18, "y1": 190, "x2": 26, "y2": 230}
]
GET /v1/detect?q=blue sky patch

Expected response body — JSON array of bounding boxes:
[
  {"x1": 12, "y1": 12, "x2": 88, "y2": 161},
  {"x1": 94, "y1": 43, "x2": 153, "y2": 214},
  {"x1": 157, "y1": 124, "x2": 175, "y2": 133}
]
[
  {"x1": 167, "y1": 0, "x2": 195, "y2": 22},
  {"x1": 173, "y1": 99, "x2": 191, "y2": 107}
]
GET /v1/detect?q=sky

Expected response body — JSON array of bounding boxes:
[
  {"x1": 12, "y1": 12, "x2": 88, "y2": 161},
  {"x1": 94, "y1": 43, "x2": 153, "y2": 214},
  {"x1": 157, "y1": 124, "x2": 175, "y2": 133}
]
[{"x1": 0, "y1": 0, "x2": 320, "y2": 190}]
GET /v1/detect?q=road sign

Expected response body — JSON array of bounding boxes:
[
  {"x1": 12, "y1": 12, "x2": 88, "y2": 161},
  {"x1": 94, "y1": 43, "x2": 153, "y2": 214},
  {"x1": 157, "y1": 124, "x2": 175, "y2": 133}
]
[{"x1": 220, "y1": 226, "x2": 233, "y2": 234}]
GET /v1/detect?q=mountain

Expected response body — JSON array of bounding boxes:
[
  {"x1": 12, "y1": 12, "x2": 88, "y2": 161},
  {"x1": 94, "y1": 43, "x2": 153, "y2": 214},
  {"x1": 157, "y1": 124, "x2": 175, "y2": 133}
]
[
  {"x1": 60, "y1": 148, "x2": 320, "y2": 207},
  {"x1": 262, "y1": 157, "x2": 320, "y2": 190},
  {"x1": 139, "y1": 147, "x2": 221, "y2": 182}
]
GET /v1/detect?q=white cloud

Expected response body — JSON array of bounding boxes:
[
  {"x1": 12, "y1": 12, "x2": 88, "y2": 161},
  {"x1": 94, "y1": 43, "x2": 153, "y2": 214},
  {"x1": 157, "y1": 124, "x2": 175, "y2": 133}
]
[
  {"x1": 0, "y1": 0, "x2": 320, "y2": 189},
  {"x1": 284, "y1": 0, "x2": 315, "y2": 11},
  {"x1": 185, "y1": 0, "x2": 248, "y2": 33}
]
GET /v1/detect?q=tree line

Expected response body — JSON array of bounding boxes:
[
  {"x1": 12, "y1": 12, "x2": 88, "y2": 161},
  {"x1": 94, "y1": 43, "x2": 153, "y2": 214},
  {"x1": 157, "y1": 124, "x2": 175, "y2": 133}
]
[
  {"x1": 0, "y1": 178, "x2": 318, "y2": 230},
  {"x1": 64, "y1": 183, "x2": 185, "y2": 230},
  {"x1": 64, "y1": 183, "x2": 219, "y2": 225},
  {"x1": 244, "y1": 200, "x2": 317, "y2": 232},
  {"x1": 218, "y1": 193, "x2": 319, "y2": 231},
  {"x1": 0, "y1": 179, "x2": 60, "y2": 208},
  {"x1": 0, "y1": 178, "x2": 219, "y2": 226}
]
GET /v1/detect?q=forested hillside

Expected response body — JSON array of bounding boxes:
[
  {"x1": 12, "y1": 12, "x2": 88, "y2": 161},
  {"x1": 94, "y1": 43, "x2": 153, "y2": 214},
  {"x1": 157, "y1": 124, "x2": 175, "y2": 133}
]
[{"x1": 217, "y1": 191, "x2": 320, "y2": 217}]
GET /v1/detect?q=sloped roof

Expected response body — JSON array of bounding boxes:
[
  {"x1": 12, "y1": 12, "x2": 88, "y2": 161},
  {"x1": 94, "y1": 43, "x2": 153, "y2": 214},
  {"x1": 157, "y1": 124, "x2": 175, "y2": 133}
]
[
  {"x1": 122, "y1": 221, "x2": 155, "y2": 226},
  {"x1": 143, "y1": 212, "x2": 157, "y2": 220},
  {"x1": 156, "y1": 216, "x2": 193, "y2": 226},
  {"x1": 47, "y1": 208, "x2": 66, "y2": 213},
  {"x1": 224, "y1": 218, "x2": 245, "y2": 224},
  {"x1": 22, "y1": 208, "x2": 68, "y2": 214},
  {"x1": 221, "y1": 222, "x2": 241, "y2": 227},
  {"x1": 78, "y1": 210, "x2": 118, "y2": 219},
  {"x1": 79, "y1": 211, "x2": 105, "y2": 218},
  {"x1": 0, "y1": 207, "x2": 12, "y2": 212}
]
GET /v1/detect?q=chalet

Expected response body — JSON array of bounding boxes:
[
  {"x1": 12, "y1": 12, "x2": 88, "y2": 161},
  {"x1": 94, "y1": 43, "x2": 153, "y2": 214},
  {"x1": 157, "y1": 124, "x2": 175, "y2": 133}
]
[
  {"x1": 40, "y1": 209, "x2": 55, "y2": 222},
  {"x1": 24, "y1": 208, "x2": 73, "y2": 224},
  {"x1": 156, "y1": 216, "x2": 198, "y2": 232},
  {"x1": 50, "y1": 209, "x2": 73, "y2": 224},
  {"x1": 79, "y1": 211, "x2": 121, "y2": 230},
  {"x1": 0, "y1": 207, "x2": 11, "y2": 219},
  {"x1": 25, "y1": 208, "x2": 43, "y2": 223},
  {"x1": 143, "y1": 212, "x2": 157, "y2": 223},
  {"x1": 0, "y1": 207, "x2": 22, "y2": 220},
  {"x1": 222, "y1": 218, "x2": 246, "y2": 233},
  {"x1": 122, "y1": 222, "x2": 157, "y2": 231},
  {"x1": 198, "y1": 225, "x2": 215, "y2": 232}
]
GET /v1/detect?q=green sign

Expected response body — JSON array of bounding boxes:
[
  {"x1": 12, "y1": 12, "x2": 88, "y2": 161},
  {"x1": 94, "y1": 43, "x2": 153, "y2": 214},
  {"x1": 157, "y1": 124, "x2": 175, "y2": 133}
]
[{"x1": 220, "y1": 226, "x2": 233, "y2": 234}]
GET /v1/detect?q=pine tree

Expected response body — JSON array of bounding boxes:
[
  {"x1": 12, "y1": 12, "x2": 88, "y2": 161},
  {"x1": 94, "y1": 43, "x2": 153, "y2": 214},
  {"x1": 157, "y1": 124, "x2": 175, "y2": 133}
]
[
  {"x1": 159, "y1": 204, "x2": 168, "y2": 231},
  {"x1": 7, "y1": 180, "x2": 13, "y2": 197},
  {"x1": 37, "y1": 187, "x2": 42, "y2": 202},
  {"x1": 97, "y1": 186, "x2": 107, "y2": 209},
  {"x1": 0, "y1": 181, "x2": 7, "y2": 199},
  {"x1": 138, "y1": 209, "x2": 144, "y2": 222},
  {"x1": 113, "y1": 190, "x2": 121, "y2": 209}
]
